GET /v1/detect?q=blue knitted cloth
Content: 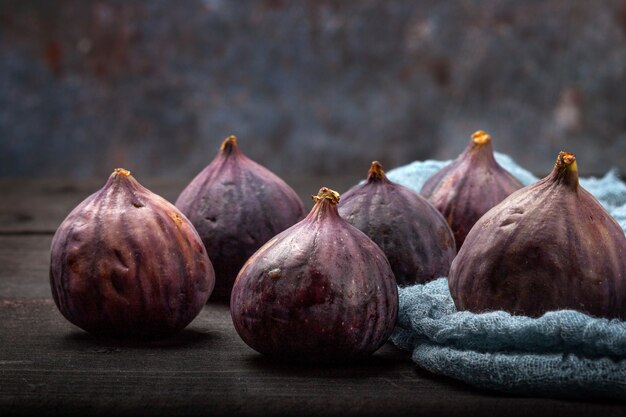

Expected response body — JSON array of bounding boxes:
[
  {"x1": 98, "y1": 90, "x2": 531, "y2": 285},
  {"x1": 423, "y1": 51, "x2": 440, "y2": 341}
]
[{"x1": 385, "y1": 153, "x2": 626, "y2": 400}]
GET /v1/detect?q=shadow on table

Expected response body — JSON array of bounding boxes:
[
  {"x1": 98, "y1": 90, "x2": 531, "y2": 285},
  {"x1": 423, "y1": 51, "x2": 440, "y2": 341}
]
[
  {"x1": 243, "y1": 343, "x2": 413, "y2": 378},
  {"x1": 61, "y1": 328, "x2": 217, "y2": 351}
]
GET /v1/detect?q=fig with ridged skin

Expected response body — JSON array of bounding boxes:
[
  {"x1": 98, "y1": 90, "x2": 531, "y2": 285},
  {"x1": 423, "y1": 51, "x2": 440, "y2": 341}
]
[
  {"x1": 50, "y1": 168, "x2": 215, "y2": 339},
  {"x1": 449, "y1": 152, "x2": 626, "y2": 319},
  {"x1": 230, "y1": 187, "x2": 399, "y2": 360},
  {"x1": 338, "y1": 161, "x2": 456, "y2": 286},
  {"x1": 176, "y1": 136, "x2": 306, "y2": 302},
  {"x1": 421, "y1": 130, "x2": 523, "y2": 249}
]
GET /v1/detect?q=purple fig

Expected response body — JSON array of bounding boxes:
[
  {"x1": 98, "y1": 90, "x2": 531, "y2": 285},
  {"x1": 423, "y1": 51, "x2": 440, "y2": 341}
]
[
  {"x1": 230, "y1": 187, "x2": 399, "y2": 360},
  {"x1": 421, "y1": 130, "x2": 523, "y2": 249},
  {"x1": 338, "y1": 161, "x2": 456, "y2": 285},
  {"x1": 50, "y1": 168, "x2": 215, "y2": 339},
  {"x1": 176, "y1": 136, "x2": 306, "y2": 302},
  {"x1": 449, "y1": 152, "x2": 626, "y2": 319}
]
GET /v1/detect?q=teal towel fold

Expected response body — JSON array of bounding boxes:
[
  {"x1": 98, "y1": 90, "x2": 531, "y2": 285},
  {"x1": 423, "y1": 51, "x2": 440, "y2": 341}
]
[
  {"x1": 386, "y1": 153, "x2": 626, "y2": 400},
  {"x1": 391, "y1": 279, "x2": 626, "y2": 399}
]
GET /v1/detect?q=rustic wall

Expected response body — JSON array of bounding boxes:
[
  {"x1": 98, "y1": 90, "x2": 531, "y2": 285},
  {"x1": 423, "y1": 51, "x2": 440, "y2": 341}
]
[{"x1": 1, "y1": 0, "x2": 625, "y2": 179}]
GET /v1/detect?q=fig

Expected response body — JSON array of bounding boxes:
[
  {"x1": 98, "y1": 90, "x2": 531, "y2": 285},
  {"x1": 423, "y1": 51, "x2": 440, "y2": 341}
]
[
  {"x1": 230, "y1": 187, "x2": 399, "y2": 360},
  {"x1": 50, "y1": 169, "x2": 215, "y2": 338},
  {"x1": 338, "y1": 161, "x2": 456, "y2": 285},
  {"x1": 421, "y1": 130, "x2": 523, "y2": 249},
  {"x1": 449, "y1": 152, "x2": 626, "y2": 319},
  {"x1": 176, "y1": 136, "x2": 306, "y2": 302}
]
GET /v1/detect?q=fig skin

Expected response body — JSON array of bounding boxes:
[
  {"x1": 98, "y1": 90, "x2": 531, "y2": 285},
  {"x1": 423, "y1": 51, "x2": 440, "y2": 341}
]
[
  {"x1": 230, "y1": 187, "x2": 399, "y2": 361},
  {"x1": 50, "y1": 169, "x2": 215, "y2": 339},
  {"x1": 421, "y1": 131, "x2": 523, "y2": 249},
  {"x1": 176, "y1": 136, "x2": 306, "y2": 302},
  {"x1": 338, "y1": 161, "x2": 456, "y2": 286},
  {"x1": 449, "y1": 152, "x2": 626, "y2": 319}
]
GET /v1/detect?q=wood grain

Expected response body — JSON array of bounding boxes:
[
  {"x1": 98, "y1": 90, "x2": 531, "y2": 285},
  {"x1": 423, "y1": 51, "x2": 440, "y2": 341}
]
[{"x1": 0, "y1": 236, "x2": 52, "y2": 299}]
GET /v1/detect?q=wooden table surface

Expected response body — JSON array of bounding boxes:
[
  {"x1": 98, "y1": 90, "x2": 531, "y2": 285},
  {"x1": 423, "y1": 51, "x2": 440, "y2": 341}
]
[{"x1": 1, "y1": 177, "x2": 624, "y2": 417}]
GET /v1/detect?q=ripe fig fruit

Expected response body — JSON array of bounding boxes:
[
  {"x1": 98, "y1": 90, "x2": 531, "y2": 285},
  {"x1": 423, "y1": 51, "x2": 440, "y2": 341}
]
[
  {"x1": 50, "y1": 169, "x2": 215, "y2": 339},
  {"x1": 449, "y1": 152, "x2": 626, "y2": 319},
  {"x1": 421, "y1": 130, "x2": 523, "y2": 249},
  {"x1": 230, "y1": 187, "x2": 399, "y2": 360},
  {"x1": 176, "y1": 136, "x2": 306, "y2": 302},
  {"x1": 338, "y1": 161, "x2": 456, "y2": 285}
]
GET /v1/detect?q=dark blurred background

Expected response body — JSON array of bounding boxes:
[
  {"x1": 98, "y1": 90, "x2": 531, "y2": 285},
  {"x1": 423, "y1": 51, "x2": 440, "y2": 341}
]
[{"x1": 1, "y1": 0, "x2": 625, "y2": 180}]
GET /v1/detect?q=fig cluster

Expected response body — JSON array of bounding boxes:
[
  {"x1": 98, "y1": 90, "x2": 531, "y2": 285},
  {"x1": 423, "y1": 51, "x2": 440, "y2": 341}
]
[{"x1": 49, "y1": 130, "x2": 626, "y2": 352}]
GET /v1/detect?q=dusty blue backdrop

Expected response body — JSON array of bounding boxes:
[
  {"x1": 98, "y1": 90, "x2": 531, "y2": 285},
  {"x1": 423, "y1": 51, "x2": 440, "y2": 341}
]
[{"x1": 1, "y1": 0, "x2": 625, "y2": 178}]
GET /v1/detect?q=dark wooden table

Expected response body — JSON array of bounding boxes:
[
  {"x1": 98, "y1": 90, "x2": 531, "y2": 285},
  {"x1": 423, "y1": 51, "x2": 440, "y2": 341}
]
[{"x1": 1, "y1": 177, "x2": 624, "y2": 417}]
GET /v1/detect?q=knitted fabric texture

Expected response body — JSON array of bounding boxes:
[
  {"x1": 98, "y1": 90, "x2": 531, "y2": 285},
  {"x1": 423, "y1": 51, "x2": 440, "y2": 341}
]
[{"x1": 386, "y1": 153, "x2": 626, "y2": 400}]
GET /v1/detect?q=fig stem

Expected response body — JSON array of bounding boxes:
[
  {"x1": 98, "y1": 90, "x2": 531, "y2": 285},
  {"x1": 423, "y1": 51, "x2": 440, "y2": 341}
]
[
  {"x1": 557, "y1": 151, "x2": 577, "y2": 169},
  {"x1": 105, "y1": 167, "x2": 146, "y2": 207},
  {"x1": 312, "y1": 187, "x2": 340, "y2": 205},
  {"x1": 552, "y1": 151, "x2": 579, "y2": 191},
  {"x1": 471, "y1": 130, "x2": 491, "y2": 146},
  {"x1": 367, "y1": 161, "x2": 390, "y2": 183},
  {"x1": 112, "y1": 168, "x2": 131, "y2": 177},
  {"x1": 220, "y1": 135, "x2": 240, "y2": 154},
  {"x1": 465, "y1": 130, "x2": 497, "y2": 166}
]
